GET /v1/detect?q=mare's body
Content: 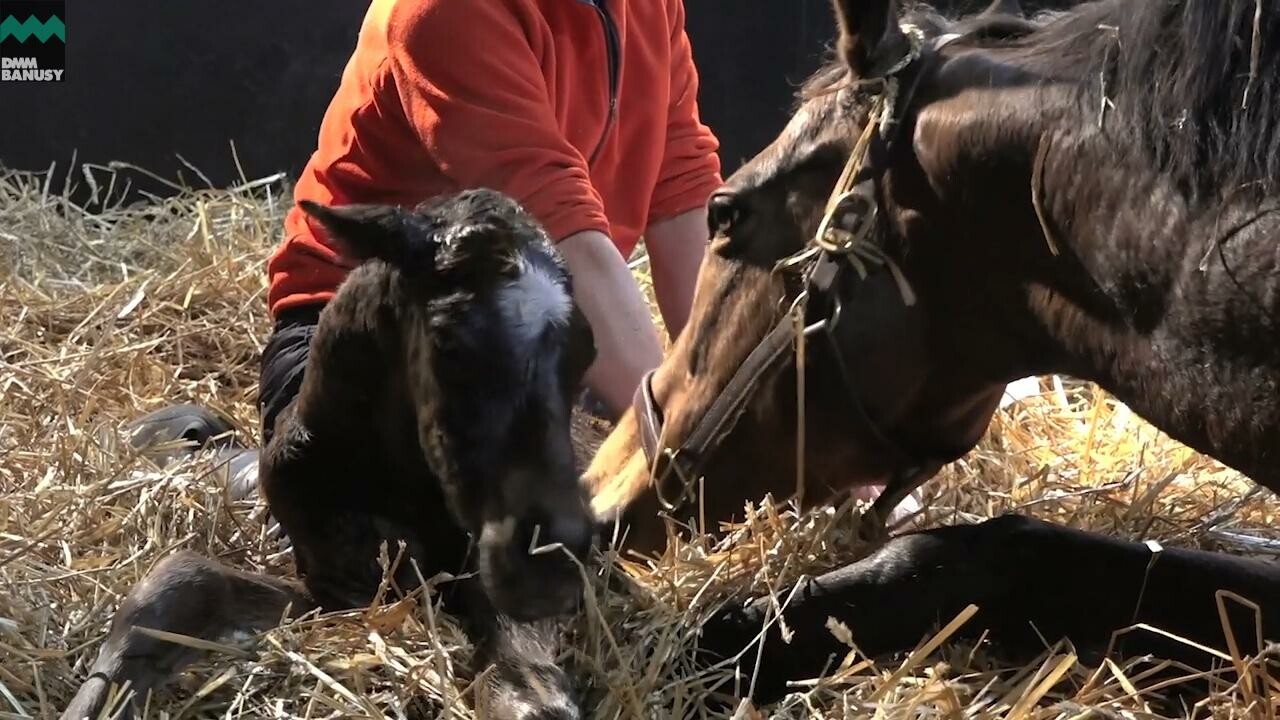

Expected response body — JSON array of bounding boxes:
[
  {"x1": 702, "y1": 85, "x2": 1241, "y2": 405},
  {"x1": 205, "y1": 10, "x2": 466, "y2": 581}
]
[{"x1": 583, "y1": 0, "x2": 1280, "y2": 705}]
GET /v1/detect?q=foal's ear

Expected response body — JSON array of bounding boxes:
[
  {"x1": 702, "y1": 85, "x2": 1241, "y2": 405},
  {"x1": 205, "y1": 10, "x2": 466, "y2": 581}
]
[
  {"x1": 831, "y1": 0, "x2": 911, "y2": 78},
  {"x1": 300, "y1": 200, "x2": 436, "y2": 272},
  {"x1": 982, "y1": 0, "x2": 1023, "y2": 17}
]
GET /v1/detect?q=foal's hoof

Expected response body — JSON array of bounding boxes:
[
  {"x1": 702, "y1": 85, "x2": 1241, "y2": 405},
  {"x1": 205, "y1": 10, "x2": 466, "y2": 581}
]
[
  {"x1": 852, "y1": 482, "x2": 925, "y2": 544},
  {"x1": 59, "y1": 675, "x2": 119, "y2": 720},
  {"x1": 125, "y1": 403, "x2": 240, "y2": 464},
  {"x1": 856, "y1": 508, "x2": 891, "y2": 545},
  {"x1": 475, "y1": 658, "x2": 581, "y2": 720},
  {"x1": 857, "y1": 519, "x2": 889, "y2": 545},
  {"x1": 211, "y1": 447, "x2": 261, "y2": 501},
  {"x1": 60, "y1": 673, "x2": 143, "y2": 720}
]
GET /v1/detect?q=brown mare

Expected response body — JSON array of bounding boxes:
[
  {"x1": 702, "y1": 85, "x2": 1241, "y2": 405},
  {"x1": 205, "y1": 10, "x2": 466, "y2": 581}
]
[
  {"x1": 62, "y1": 189, "x2": 608, "y2": 720},
  {"x1": 585, "y1": 0, "x2": 1280, "y2": 705}
]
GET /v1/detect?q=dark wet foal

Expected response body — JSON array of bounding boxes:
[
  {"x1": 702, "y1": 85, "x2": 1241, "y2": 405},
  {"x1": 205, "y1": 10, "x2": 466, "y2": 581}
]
[
  {"x1": 586, "y1": 0, "x2": 1280, "y2": 705},
  {"x1": 62, "y1": 189, "x2": 607, "y2": 720}
]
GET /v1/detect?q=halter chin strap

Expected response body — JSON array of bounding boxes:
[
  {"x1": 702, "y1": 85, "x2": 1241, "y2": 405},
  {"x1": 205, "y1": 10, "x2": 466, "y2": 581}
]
[{"x1": 632, "y1": 28, "x2": 968, "y2": 526}]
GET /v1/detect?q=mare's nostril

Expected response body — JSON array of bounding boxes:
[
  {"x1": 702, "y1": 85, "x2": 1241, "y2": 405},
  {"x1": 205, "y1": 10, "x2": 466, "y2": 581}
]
[{"x1": 707, "y1": 191, "x2": 741, "y2": 236}]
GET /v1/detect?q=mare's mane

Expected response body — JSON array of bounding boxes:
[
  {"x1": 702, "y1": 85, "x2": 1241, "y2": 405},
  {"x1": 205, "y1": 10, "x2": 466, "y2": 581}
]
[{"x1": 801, "y1": 0, "x2": 1280, "y2": 201}]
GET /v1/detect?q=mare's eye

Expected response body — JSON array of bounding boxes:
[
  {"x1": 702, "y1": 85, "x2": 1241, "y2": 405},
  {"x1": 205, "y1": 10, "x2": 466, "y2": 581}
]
[{"x1": 707, "y1": 191, "x2": 742, "y2": 238}]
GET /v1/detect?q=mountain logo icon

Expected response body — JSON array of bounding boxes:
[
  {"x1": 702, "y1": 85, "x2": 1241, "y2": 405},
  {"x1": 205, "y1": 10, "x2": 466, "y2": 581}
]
[{"x1": 0, "y1": 14, "x2": 64, "y2": 43}]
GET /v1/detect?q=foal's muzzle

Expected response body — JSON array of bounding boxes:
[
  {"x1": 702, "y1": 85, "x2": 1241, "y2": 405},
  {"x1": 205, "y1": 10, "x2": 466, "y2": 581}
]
[{"x1": 478, "y1": 486, "x2": 595, "y2": 621}]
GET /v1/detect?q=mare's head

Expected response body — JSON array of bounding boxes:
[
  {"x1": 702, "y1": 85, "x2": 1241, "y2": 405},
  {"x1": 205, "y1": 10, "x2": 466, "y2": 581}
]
[
  {"x1": 303, "y1": 189, "x2": 597, "y2": 618},
  {"x1": 587, "y1": 0, "x2": 1280, "y2": 552}
]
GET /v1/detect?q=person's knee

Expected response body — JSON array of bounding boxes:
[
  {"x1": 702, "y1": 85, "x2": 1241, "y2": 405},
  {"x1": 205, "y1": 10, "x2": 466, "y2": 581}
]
[{"x1": 257, "y1": 306, "x2": 322, "y2": 443}]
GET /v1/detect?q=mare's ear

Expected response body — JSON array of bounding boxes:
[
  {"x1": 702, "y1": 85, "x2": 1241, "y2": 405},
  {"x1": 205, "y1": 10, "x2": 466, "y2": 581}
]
[
  {"x1": 831, "y1": 0, "x2": 910, "y2": 78},
  {"x1": 299, "y1": 200, "x2": 437, "y2": 273}
]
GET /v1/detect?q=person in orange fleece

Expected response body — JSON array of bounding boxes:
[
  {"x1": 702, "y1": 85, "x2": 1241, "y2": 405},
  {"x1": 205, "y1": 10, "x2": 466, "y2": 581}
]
[{"x1": 257, "y1": 0, "x2": 722, "y2": 438}]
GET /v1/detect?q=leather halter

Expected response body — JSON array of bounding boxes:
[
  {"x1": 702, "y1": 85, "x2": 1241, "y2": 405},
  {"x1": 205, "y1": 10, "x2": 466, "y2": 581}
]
[{"x1": 633, "y1": 29, "x2": 967, "y2": 522}]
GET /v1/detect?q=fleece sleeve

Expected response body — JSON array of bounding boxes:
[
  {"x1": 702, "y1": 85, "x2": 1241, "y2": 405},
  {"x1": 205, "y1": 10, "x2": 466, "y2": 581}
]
[
  {"x1": 385, "y1": 0, "x2": 612, "y2": 242},
  {"x1": 646, "y1": 0, "x2": 724, "y2": 226}
]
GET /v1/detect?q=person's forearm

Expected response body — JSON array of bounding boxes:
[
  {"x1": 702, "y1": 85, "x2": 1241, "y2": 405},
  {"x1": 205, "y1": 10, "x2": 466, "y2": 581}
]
[
  {"x1": 556, "y1": 230, "x2": 665, "y2": 418},
  {"x1": 644, "y1": 206, "x2": 709, "y2": 340}
]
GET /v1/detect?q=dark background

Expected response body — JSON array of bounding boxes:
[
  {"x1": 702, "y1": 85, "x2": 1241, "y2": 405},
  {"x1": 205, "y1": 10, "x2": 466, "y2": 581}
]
[{"x1": 0, "y1": 0, "x2": 1053, "y2": 209}]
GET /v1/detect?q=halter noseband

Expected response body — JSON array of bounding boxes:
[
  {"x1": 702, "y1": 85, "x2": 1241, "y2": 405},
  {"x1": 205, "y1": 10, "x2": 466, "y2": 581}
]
[{"x1": 633, "y1": 29, "x2": 966, "y2": 531}]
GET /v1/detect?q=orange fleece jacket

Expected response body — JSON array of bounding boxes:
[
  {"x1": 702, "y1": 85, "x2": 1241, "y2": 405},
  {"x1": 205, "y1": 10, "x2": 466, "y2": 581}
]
[{"x1": 267, "y1": 0, "x2": 723, "y2": 316}]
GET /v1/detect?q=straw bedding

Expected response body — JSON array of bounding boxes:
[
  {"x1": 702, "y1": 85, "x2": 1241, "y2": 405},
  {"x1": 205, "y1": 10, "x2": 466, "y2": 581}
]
[{"x1": 1, "y1": 167, "x2": 1277, "y2": 719}]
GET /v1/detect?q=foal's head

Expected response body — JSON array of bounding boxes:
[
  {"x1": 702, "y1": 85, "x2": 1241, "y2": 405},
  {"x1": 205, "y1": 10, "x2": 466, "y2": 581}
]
[
  {"x1": 588, "y1": 0, "x2": 1280, "y2": 551},
  {"x1": 303, "y1": 189, "x2": 597, "y2": 618}
]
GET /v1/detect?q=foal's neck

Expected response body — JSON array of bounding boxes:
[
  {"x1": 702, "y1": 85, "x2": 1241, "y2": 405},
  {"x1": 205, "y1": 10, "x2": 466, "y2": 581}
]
[{"x1": 294, "y1": 271, "x2": 410, "y2": 441}]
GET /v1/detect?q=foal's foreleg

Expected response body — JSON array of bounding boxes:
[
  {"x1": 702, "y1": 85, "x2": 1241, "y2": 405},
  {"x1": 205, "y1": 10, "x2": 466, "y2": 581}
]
[
  {"x1": 287, "y1": 511, "x2": 583, "y2": 719},
  {"x1": 61, "y1": 551, "x2": 314, "y2": 720},
  {"x1": 698, "y1": 514, "x2": 1280, "y2": 704},
  {"x1": 472, "y1": 615, "x2": 580, "y2": 719},
  {"x1": 441, "y1": 578, "x2": 581, "y2": 719}
]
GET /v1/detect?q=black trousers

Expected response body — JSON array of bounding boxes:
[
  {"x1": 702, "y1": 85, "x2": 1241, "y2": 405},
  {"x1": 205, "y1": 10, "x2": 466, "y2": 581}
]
[{"x1": 257, "y1": 306, "x2": 323, "y2": 446}]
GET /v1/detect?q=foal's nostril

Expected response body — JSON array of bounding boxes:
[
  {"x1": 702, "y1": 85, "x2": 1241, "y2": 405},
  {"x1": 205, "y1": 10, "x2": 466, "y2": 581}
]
[{"x1": 530, "y1": 512, "x2": 593, "y2": 559}]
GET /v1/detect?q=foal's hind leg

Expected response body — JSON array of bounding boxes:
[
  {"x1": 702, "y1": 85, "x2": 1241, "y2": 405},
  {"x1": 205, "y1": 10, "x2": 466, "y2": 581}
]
[
  {"x1": 61, "y1": 551, "x2": 313, "y2": 720},
  {"x1": 124, "y1": 404, "x2": 242, "y2": 465}
]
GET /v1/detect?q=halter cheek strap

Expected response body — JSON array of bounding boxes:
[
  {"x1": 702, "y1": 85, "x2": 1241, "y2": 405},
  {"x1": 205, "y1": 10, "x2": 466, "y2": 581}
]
[{"x1": 632, "y1": 28, "x2": 969, "y2": 522}]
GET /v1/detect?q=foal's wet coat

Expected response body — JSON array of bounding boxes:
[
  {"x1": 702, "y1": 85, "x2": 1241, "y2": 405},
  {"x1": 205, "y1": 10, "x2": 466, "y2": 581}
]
[{"x1": 62, "y1": 189, "x2": 608, "y2": 720}]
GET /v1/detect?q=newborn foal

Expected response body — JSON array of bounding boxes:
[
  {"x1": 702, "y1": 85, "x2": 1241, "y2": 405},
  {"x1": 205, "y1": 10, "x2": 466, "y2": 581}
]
[{"x1": 62, "y1": 189, "x2": 601, "y2": 720}]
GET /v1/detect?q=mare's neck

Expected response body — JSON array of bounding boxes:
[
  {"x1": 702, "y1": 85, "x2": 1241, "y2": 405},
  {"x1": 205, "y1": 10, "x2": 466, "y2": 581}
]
[{"x1": 1025, "y1": 137, "x2": 1280, "y2": 489}]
